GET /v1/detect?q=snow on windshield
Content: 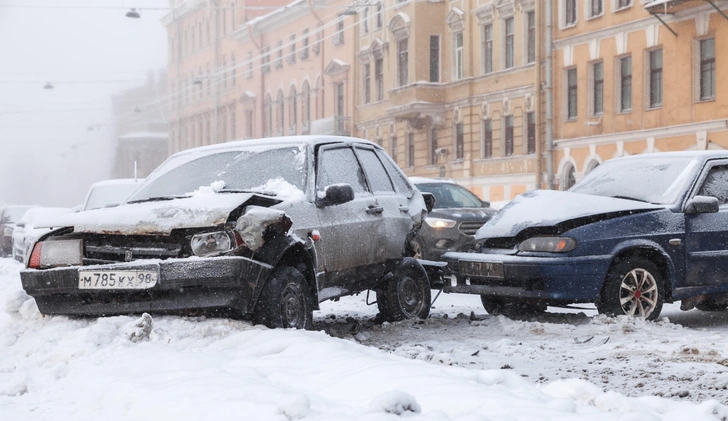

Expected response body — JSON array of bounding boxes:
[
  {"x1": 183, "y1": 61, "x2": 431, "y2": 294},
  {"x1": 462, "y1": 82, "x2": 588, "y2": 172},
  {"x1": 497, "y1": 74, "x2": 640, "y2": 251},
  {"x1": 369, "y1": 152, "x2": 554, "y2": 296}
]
[
  {"x1": 128, "y1": 146, "x2": 307, "y2": 202},
  {"x1": 570, "y1": 156, "x2": 697, "y2": 204}
]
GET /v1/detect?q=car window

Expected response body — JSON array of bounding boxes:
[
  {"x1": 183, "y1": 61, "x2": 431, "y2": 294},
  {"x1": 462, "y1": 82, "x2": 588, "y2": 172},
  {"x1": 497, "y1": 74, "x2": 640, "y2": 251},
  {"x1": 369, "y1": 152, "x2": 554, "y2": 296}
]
[
  {"x1": 376, "y1": 150, "x2": 413, "y2": 197},
  {"x1": 317, "y1": 147, "x2": 368, "y2": 194},
  {"x1": 416, "y1": 183, "x2": 483, "y2": 208},
  {"x1": 4, "y1": 207, "x2": 31, "y2": 223},
  {"x1": 697, "y1": 165, "x2": 728, "y2": 205},
  {"x1": 355, "y1": 148, "x2": 395, "y2": 193}
]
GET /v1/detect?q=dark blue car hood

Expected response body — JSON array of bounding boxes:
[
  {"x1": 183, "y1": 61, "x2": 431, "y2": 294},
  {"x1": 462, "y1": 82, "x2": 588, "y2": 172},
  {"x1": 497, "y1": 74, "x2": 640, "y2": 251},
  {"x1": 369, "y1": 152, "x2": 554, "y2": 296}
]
[{"x1": 475, "y1": 190, "x2": 665, "y2": 239}]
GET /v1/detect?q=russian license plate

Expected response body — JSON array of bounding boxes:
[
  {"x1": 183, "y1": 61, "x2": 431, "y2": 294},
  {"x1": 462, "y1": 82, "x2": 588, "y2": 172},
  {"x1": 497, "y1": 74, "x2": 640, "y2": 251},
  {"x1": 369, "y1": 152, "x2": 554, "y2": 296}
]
[
  {"x1": 459, "y1": 260, "x2": 504, "y2": 279},
  {"x1": 78, "y1": 270, "x2": 158, "y2": 290}
]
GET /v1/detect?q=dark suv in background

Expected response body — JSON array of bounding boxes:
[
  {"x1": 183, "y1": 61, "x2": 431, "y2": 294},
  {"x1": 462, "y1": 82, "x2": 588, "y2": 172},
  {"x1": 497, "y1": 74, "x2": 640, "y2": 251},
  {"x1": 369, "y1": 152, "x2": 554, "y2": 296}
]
[
  {"x1": 1, "y1": 205, "x2": 34, "y2": 257},
  {"x1": 410, "y1": 178, "x2": 496, "y2": 261}
]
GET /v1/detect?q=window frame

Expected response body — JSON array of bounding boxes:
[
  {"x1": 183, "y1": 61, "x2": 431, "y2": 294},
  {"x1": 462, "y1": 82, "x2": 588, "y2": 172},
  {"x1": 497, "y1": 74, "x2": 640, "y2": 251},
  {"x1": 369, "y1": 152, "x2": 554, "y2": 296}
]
[
  {"x1": 397, "y1": 39, "x2": 409, "y2": 87},
  {"x1": 455, "y1": 122, "x2": 465, "y2": 160},
  {"x1": 617, "y1": 55, "x2": 632, "y2": 113},
  {"x1": 588, "y1": 0, "x2": 604, "y2": 19},
  {"x1": 363, "y1": 63, "x2": 371, "y2": 104},
  {"x1": 591, "y1": 61, "x2": 604, "y2": 116},
  {"x1": 482, "y1": 24, "x2": 493, "y2": 74},
  {"x1": 566, "y1": 67, "x2": 578, "y2": 120},
  {"x1": 647, "y1": 48, "x2": 663, "y2": 109},
  {"x1": 481, "y1": 119, "x2": 493, "y2": 159},
  {"x1": 504, "y1": 115, "x2": 514, "y2": 157},
  {"x1": 430, "y1": 35, "x2": 440, "y2": 83},
  {"x1": 504, "y1": 17, "x2": 515, "y2": 70},
  {"x1": 454, "y1": 32, "x2": 464, "y2": 81},
  {"x1": 698, "y1": 37, "x2": 716, "y2": 102},
  {"x1": 526, "y1": 11, "x2": 536, "y2": 64},
  {"x1": 526, "y1": 112, "x2": 536, "y2": 155}
]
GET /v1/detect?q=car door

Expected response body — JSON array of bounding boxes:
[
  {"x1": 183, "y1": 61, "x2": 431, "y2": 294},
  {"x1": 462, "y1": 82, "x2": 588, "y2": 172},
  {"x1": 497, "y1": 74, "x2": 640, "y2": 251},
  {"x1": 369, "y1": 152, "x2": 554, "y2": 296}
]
[
  {"x1": 314, "y1": 144, "x2": 384, "y2": 291},
  {"x1": 354, "y1": 145, "x2": 413, "y2": 262},
  {"x1": 685, "y1": 161, "x2": 728, "y2": 287}
]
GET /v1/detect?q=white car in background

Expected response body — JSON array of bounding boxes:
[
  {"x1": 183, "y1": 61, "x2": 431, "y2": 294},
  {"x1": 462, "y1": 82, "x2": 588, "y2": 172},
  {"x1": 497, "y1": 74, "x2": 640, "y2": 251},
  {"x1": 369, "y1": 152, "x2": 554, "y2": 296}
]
[
  {"x1": 82, "y1": 179, "x2": 144, "y2": 211},
  {"x1": 12, "y1": 207, "x2": 71, "y2": 262}
]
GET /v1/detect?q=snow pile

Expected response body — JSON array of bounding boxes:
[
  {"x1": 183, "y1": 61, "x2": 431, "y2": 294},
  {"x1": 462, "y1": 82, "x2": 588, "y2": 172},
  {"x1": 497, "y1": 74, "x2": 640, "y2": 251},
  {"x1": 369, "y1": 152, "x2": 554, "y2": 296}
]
[
  {"x1": 252, "y1": 177, "x2": 306, "y2": 202},
  {"x1": 189, "y1": 180, "x2": 227, "y2": 195},
  {"x1": 1, "y1": 259, "x2": 727, "y2": 420}
]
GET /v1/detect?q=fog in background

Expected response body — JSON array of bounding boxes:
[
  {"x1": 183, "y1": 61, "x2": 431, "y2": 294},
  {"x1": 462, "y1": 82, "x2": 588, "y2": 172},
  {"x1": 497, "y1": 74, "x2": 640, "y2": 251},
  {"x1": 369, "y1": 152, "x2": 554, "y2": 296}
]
[{"x1": 0, "y1": 0, "x2": 168, "y2": 208}]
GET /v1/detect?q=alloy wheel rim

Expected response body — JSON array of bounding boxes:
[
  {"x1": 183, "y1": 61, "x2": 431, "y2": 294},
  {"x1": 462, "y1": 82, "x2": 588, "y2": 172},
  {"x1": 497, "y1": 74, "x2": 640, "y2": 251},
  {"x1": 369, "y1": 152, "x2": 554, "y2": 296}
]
[{"x1": 619, "y1": 268, "x2": 658, "y2": 318}]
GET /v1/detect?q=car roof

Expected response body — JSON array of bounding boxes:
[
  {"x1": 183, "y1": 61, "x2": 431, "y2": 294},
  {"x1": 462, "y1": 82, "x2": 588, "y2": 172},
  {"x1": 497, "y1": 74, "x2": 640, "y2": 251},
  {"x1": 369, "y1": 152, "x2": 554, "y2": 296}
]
[
  {"x1": 89, "y1": 179, "x2": 144, "y2": 188},
  {"x1": 409, "y1": 177, "x2": 457, "y2": 185},
  {"x1": 614, "y1": 151, "x2": 728, "y2": 162}
]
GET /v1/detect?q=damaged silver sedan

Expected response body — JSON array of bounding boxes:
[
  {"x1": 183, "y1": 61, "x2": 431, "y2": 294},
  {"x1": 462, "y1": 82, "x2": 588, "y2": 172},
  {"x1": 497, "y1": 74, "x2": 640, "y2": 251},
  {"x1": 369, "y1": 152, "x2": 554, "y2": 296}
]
[{"x1": 20, "y1": 136, "x2": 431, "y2": 329}]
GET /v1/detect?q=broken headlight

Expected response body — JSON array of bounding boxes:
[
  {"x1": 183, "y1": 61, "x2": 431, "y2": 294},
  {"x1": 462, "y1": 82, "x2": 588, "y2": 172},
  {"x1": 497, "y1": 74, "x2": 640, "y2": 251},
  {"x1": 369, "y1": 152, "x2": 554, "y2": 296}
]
[
  {"x1": 28, "y1": 239, "x2": 83, "y2": 269},
  {"x1": 190, "y1": 231, "x2": 233, "y2": 257},
  {"x1": 518, "y1": 237, "x2": 576, "y2": 253}
]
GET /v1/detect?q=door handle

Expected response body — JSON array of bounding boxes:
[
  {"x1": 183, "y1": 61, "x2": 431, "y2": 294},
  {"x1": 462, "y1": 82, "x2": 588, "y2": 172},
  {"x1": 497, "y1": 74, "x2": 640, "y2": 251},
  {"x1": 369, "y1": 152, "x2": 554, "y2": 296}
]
[
  {"x1": 366, "y1": 206, "x2": 384, "y2": 215},
  {"x1": 399, "y1": 206, "x2": 409, "y2": 213}
]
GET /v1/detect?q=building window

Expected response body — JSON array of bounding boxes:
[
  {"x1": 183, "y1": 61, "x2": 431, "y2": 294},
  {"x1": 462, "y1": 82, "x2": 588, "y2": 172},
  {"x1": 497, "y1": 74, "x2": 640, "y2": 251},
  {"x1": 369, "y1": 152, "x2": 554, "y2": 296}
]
[
  {"x1": 700, "y1": 38, "x2": 716, "y2": 101},
  {"x1": 431, "y1": 127, "x2": 438, "y2": 165},
  {"x1": 230, "y1": 109, "x2": 236, "y2": 140},
  {"x1": 619, "y1": 56, "x2": 632, "y2": 112},
  {"x1": 290, "y1": 87, "x2": 298, "y2": 135},
  {"x1": 456, "y1": 123, "x2": 464, "y2": 159},
  {"x1": 504, "y1": 116, "x2": 514, "y2": 156},
  {"x1": 649, "y1": 49, "x2": 663, "y2": 108},
  {"x1": 504, "y1": 18, "x2": 514, "y2": 69},
  {"x1": 391, "y1": 134, "x2": 398, "y2": 163},
  {"x1": 362, "y1": 7, "x2": 369, "y2": 34},
  {"x1": 454, "y1": 32, "x2": 464, "y2": 81},
  {"x1": 430, "y1": 35, "x2": 440, "y2": 83},
  {"x1": 407, "y1": 133, "x2": 415, "y2": 167},
  {"x1": 590, "y1": 0, "x2": 603, "y2": 18},
  {"x1": 230, "y1": 1, "x2": 235, "y2": 29},
  {"x1": 221, "y1": 113, "x2": 227, "y2": 142},
  {"x1": 565, "y1": 0, "x2": 577, "y2": 26},
  {"x1": 335, "y1": 83, "x2": 345, "y2": 135},
  {"x1": 334, "y1": 17, "x2": 344, "y2": 45},
  {"x1": 301, "y1": 29, "x2": 309, "y2": 60},
  {"x1": 277, "y1": 91, "x2": 285, "y2": 136},
  {"x1": 245, "y1": 52, "x2": 253, "y2": 79},
  {"x1": 313, "y1": 22, "x2": 322, "y2": 55},
  {"x1": 593, "y1": 61, "x2": 604, "y2": 115},
  {"x1": 398, "y1": 39, "x2": 409, "y2": 87},
  {"x1": 527, "y1": 112, "x2": 535, "y2": 154},
  {"x1": 527, "y1": 11, "x2": 536, "y2": 64},
  {"x1": 262, "y1": 46, "x2": 271, "y2": 73},
  {"x1": 483, "y1": 24, "x2": 493, "y2": 74},
  {"x1": 567, "y1": 68, "x2": 578, "y2": 119},
  {"x1": 302, "y1": 82, "x2": 311, "y2": 133},
  {"x1": 275, "y1": 40, "x2": 283, "y2": 68},
  {"x1": 375, "y1": 58, "x2": 384, "y2": 101},
  {"x1": 363, "y1": 64, "x2": 371, "y2": 104},
  {"x1": 288, "y1": 34, "x2": 297, "y2": 64},
  {"x1": 563, "y1": 165, "x2": 576, "y2": 190},
  {"x1": 206, "y1": 65, "x2": 211, "y2": 96},
  {"x1": 246, "y1": 109, "x2": 253, "y2": 138},
  {"x1": 616, "y1": 0, "x2": 631, "y2": 10},
  {"x1": 231, "y1": 54, "x2": 236, "y2": 86},
  {"x1": 222, "y1": 56, "x2": 227, "y2": 88},
  {"x1": 375, "y1": 3, "x2": 383, "y2": 29},
  {"x1": 482, "y1": 119, "x2": 492, "y2": 158}
]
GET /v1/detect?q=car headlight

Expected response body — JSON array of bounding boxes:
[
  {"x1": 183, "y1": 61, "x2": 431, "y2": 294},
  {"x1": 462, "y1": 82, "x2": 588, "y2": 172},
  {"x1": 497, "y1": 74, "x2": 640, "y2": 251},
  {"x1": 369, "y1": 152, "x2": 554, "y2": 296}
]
[
  {"x1": 3, "y1": 227, "x2": 12, "y2": 236},
  {"x1": 191, "y1": 231, "x2": 233, "y2": 257},
  {"x1": 424, "y1": 217, "x2": 457, "y2": 229},
  {"x1": 29, "y1": 239, "x2": 83, "y2": 269},
  {"x1": 518, "y1": 237, "x2": 576, "y2": 253}
]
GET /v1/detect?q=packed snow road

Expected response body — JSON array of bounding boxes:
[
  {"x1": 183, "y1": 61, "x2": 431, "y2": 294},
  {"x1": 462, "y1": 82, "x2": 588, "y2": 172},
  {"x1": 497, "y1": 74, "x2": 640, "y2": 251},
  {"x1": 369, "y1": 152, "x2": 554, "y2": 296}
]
[{"x1": 1, "y1": 258, "x2": 728, "y2": 420}]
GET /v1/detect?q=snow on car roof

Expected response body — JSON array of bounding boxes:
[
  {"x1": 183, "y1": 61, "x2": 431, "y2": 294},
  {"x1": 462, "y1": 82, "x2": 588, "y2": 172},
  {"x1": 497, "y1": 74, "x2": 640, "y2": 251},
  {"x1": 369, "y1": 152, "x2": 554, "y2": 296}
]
[
  {"x1": 88, "y1": 178, "x2": 144, "y2": 188},
  {"x1": 409, "y1": 177, "x2": 456, "y2": 185}
]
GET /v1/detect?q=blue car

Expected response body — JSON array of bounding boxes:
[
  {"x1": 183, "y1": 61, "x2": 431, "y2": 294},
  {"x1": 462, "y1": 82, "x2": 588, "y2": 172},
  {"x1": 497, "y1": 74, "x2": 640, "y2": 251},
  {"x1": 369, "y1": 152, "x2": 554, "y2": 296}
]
[{"x1": 442, "y1": 151, "x2": 728, "y2": 320}]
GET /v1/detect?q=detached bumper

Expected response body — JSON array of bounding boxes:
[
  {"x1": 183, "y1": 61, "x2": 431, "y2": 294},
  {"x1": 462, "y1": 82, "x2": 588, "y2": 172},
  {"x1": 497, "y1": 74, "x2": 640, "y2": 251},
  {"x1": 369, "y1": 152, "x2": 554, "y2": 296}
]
[
  {"x1": 442, "y1": 252, "x2": 613, "y2": 303},
  {"x1": 21, "y1": 256, "x2": 272, "y2": 316}
]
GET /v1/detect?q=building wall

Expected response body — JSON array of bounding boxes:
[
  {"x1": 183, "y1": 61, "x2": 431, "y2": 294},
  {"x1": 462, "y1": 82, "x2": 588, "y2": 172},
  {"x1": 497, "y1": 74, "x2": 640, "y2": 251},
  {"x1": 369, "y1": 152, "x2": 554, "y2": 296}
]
[{"x1": 552, "y1": 0, "x2": 728, "y2": 188}]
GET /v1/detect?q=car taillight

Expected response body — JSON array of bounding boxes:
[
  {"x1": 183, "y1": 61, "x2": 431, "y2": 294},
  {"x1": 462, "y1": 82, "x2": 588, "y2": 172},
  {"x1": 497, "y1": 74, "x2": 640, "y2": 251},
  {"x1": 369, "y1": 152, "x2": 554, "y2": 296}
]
[{"x1": 29, "y1": 243, "x2": 42, "y2": 268}]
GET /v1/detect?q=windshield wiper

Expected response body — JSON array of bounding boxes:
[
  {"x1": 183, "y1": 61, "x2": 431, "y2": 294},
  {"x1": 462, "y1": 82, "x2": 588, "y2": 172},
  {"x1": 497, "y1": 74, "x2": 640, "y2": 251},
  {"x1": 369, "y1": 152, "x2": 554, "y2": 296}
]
[
  {"x1": 127, "y1": 195, "x2": 187, "y2": 204},
  {"x1": 219, "y1": 188, "x2": 277, "y2": 197},
  {"x1": 610, "y1": 195, "x2": 651, "y2": 203}
]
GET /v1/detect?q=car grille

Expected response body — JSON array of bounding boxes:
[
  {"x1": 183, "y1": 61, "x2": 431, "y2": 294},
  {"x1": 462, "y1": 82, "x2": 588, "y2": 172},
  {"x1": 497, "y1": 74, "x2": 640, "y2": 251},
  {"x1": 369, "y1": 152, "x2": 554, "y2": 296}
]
[
  {"x1": 459, "y1": 221, "x2": 486, "y2": 236},
  {"x1": 83, "y1": 237, "x2": 183, "y2": 264}
]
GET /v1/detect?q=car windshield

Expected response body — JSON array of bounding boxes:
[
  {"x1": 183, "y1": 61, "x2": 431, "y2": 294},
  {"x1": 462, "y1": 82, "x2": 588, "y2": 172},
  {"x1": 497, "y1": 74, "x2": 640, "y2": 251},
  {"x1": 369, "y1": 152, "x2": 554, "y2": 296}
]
[
  {"x1": 128, "y1": 146, "x2": 308, "y2": 202},
  {"x1": 415, "y1": 183, "x2": 483, "y2": 209},
  {"x1": 570, "y1": 156, "x2": 697, "y2": 204},
  {"x1": 84, "y1": 183, "x2": 141, "y2": 211}
]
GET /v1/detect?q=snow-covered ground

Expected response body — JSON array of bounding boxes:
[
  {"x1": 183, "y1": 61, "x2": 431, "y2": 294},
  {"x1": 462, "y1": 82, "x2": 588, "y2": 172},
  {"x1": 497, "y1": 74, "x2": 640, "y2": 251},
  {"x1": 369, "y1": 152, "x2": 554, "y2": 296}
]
[{"x1": 2, "y1": 258, "x2": 727, "y2": 420}]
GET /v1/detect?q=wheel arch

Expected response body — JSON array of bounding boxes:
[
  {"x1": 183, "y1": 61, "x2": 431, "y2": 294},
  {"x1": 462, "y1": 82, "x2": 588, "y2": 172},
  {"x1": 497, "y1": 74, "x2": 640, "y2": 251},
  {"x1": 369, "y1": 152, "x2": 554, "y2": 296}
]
[{"x1": 607, "y1": 242, "x2": 676, "y2": 303}]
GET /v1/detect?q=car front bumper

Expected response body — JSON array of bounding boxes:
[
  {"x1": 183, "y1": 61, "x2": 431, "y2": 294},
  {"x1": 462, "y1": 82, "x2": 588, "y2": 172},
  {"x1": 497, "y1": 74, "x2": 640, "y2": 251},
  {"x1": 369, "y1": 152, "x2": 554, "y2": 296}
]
[
  {"x1": 442, "y1": 251, "x2": 613, "y2": 304},
  {"x1": 21, "y1": 256, "x2": 273, "y2": 316}
]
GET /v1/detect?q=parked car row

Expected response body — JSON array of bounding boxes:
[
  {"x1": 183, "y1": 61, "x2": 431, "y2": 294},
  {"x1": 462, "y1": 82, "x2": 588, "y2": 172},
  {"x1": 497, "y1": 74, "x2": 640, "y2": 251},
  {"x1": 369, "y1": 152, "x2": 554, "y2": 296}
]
[{"x1": 14, "y1": 136, "x2": 728, "y2": 328}]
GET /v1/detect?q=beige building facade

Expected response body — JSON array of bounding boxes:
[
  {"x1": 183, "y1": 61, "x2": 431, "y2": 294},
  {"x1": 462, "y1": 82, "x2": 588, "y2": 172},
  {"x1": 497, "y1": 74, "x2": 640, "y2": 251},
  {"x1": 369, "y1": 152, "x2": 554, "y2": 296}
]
[{"x1": 552, "y1": 0, "x2": 728, "y2": 190}]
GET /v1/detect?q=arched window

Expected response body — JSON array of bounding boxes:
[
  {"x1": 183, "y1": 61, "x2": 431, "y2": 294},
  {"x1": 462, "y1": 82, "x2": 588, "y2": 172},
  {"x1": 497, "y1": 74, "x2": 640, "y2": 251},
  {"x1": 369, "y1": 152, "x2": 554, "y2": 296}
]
[
  {"x1": 289, "y1": 86, "x2": 298, "y2": 135},
  {"x1": 562, "y1": 163, "x2": 576, "y2": 190},
  {"x1": 276, "y1": 90, "x2": 285, "y2": 136},
  {"x1": 585, "y1": 160, "x2": 600, "y2": 174},
  {"x1": 263, "y1": 94, "x2": 272, "y2": 137},
  {"x1": 302, "y1": 81, "x2": 311, "y2": 133}
]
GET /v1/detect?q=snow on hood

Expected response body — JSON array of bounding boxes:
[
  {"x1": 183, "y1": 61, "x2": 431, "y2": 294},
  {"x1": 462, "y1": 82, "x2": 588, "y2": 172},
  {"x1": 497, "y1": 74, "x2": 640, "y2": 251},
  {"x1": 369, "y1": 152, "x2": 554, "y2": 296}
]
[
  {"x1": 476, "y1": 190, "x2": 664, "y2": 239},
  {"x1": 48, "y1": 193, "x2": 257, "y2": 235}
]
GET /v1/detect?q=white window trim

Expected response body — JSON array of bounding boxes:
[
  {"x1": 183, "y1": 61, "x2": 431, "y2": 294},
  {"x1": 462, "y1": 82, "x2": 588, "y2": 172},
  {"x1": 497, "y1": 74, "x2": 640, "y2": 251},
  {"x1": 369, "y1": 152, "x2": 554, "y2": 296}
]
[
  {"x1": 453, "y1": 31, "x2": 464, "y2": 81},
  {"x1": 502, "y1": 17, "x2": 515, "y2": 70},
  {"x1": 585, "y1": 0, "x2": 605, "y2": 21},
  {"x1": 431, "y1": 34, "x2": 441, "y2": 83},
  {"x1": 589, "y1": 60, "x2": 604, "y2": 117},
  {"x1": 614, "y1": 54, "x2": 633, "y2": 114},
  {"x1": 645, "y1": 47, "x2": 663, "y2": 110},
  {"x1": 564, "y1": 66, "x2": 578, "y2": 122},
  {"x1": 694, "y1": 36, "x2": 717, "y2": 103},
  {"x1": 481, "y1": 24, "x2": 494, "y2": 74},
  {"x1": 611, "y1": 0, "x2": 633, "y2": 13},
  {"x1": 523, "y1": 9, "x2": 536, "y2": 65},
  {"x1": 559, "y1": 0, "x2": 579, "y2": 30}
]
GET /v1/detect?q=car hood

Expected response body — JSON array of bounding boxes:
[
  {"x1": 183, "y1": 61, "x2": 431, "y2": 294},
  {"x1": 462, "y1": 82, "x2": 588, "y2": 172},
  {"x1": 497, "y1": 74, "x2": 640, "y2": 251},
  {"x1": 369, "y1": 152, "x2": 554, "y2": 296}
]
[
  {"x1": 427, "y1": 207, "x2": 496, "y2": 221},
  {"x1": 45, "y1": 193, "x2": 260, "y2": 235},
  {"x1": 476, "y1": 190, "x2": 665, "y2": 239}
]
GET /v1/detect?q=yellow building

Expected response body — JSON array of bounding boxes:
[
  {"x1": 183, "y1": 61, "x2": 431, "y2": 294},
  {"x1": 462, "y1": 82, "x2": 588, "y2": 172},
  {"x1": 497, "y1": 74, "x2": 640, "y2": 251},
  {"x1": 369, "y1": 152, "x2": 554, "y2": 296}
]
[
  {"x1": 354, "y1": 0, "x2": 546, "y2": 202},
  {"x1": 552, "y1": 0, "x2": 728, "y2": 189}
]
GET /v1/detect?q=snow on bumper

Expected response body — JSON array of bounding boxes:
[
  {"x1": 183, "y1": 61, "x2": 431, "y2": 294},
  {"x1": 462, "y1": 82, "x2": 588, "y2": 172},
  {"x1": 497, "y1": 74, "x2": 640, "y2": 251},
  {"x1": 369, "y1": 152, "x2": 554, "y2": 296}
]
[
  {"x1": 20, "y1": 256, "x2": 273, "y2": 316},
  {"x1": 441, "y1": 251, "x2": 613, "y2": 303}
]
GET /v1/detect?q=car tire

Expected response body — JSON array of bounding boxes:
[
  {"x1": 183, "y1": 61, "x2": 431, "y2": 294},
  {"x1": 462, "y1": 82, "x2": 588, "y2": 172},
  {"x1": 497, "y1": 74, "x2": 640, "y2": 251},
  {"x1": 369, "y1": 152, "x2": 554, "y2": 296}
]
[
  {"x1": 596, "y1": 256, "x2": 664, "y2": 321},
  {"x1": 480, "y1": 297, "x2": 546, "y2": 318},
  {"x1": 376, "y1": 257, "x2": 431, "y2": 322},
  {"x1": 253, "y1": 266, "x2": 313, "y2": 330},
  {"x1": 696, "y1": 299, "x2": 728, "y2": 312}
]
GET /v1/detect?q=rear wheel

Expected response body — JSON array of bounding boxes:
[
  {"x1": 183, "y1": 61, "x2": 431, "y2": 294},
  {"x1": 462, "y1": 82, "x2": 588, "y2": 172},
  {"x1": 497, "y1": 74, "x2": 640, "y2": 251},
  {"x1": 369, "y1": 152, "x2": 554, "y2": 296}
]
[
  {"x1": 377, "y1": 257, "x2": 431, "y2": 322},
  {"x1": 480, "y1": 297, "x2": 546, "y2": 318},
  {"x1": 253, "y1": 267, "x2": 313, "y2": 329},
  {"x1": 596, "y1": 256, "x2": 664, "y2": 321}
]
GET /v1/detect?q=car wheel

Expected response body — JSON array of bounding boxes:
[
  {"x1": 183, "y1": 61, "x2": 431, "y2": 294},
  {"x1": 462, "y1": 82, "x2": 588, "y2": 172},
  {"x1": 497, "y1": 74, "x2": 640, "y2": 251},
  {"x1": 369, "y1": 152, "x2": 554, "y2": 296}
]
[
  {"x1": 696, "y1": 299, "x2": 728, "y2": 312},
  {"x1": 376, "y1": 257, "x2": 431, "y2": 322},
  {"x1": 253, "y1": 266, "x2": 313, "y2": 329},
  {"x1": 597, "y1": 256, "x2": 664, "y2": 321},
  {"x1": 480, "y1": 297, "x2": 546, "y2": 318}
]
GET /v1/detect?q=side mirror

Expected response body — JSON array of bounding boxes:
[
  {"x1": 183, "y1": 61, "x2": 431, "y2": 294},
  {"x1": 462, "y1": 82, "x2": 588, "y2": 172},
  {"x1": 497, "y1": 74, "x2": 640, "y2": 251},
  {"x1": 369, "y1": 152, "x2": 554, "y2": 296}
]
[
  {"x1": 685, "y1": 195, "x2": 720, "y2": 214},
  {"x1": 481, "y1": 200, "x2": 491, "y2": 208},
  {"x1": 316, "y1": 184, "x2": 355, "y2": 207},
  {"x1": 15, "y1": 223, "x2": 25, "y2": 228},
  {"x1": 421, "y1": 192, "x2": 436, "y2": 213}
]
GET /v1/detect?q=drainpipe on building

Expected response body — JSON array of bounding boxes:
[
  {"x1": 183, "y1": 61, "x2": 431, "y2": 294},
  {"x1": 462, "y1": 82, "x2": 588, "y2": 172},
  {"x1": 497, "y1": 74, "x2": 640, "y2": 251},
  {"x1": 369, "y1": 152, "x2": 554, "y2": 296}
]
[
  {"x1": 545, "y1": 0, "x2": 554, "y2": 190},
  {"x1": 534, "y1": 1, "x2": 543, "y2": 189},
  {"x1": 213, "y1": 0, "x2": 219, "y2": 143}
]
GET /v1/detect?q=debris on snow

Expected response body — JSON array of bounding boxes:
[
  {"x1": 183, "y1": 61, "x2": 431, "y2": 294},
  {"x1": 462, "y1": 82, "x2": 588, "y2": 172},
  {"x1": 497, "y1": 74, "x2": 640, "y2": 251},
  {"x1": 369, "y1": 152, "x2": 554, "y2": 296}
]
[{"x1": 370, "y1": 391, "x2": 421, "y2": 415}]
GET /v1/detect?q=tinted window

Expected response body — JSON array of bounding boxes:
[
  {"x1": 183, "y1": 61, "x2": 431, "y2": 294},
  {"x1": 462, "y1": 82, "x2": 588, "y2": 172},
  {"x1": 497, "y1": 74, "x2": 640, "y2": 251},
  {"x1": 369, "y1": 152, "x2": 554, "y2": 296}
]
[
  {"x1": 377, "y1": 150, "x2": 413, "y2": 196},
  {"x1": 415, "y1": 183, "x2": 483, "y2": 209},
  {"x1": 317, "y1": 147, "x2": 368, "y2": 194},
  {"x1": 698, "y1": 165, "x2": 728, "y2": 205},
  {"x1": 356, "y1": 148, "x2": 394, "y2": 193}
]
